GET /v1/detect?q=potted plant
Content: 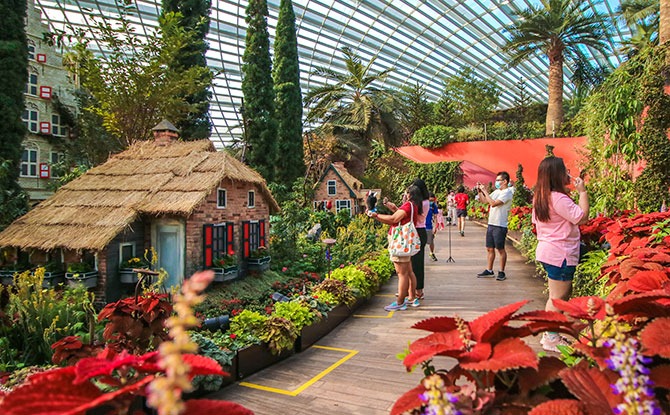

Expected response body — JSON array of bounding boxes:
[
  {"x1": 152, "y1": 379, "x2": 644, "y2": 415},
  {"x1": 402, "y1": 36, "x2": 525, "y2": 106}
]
[
  {"x1": 246, "y1": 246, "x2": 271, "y2": 271},
  {"x1": 211, "y1": 251, "x2": 239, "y2": 282},
  {"x1": 65, "y1": 262, "x2": 98, "y2": 288},
  {"x1": 119, "y1": 256, "x2": 151, "y2": 284}
]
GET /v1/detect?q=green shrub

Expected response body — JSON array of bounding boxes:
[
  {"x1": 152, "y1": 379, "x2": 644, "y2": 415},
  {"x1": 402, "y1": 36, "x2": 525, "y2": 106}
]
[
  {"x1": 229, "y1": 309, "x2": 267, "y2": 347},
  {"x1": 573, "y1": 249, "x2": 612, "y2": 298},
  {"x1": 410, "y1": 125, "x2": 456, "y2": 148},
  {"x1": 260, "y1": 316, "x2": 298, "y2": 355},
  {"x1": 363, "y1": 253, "x2": 394, "y2": 285},
  {"x1": 312, "y1": 278, "x2": 356, "y2": 307},
  {"x1": 273, "y1": 301, "x2": 315, "y2": 331},
  {"x1": 329, "y1": 265, "x2": 374, "y2": 298},
  {"x1": 332, "y1": 215, "x2": 387, "y2": 266},
  {"x1": 455, "y1": 125, "x2": 484, "y2": 141},
  {"x1": 190, "y1": 332, "x2": 232, "y2": 391}
]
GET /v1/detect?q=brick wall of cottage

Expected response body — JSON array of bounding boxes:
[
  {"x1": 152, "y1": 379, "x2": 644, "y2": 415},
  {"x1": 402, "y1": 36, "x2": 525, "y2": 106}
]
[{"x1": 185, "y1": 179, "x2": 271, "y2": 277}]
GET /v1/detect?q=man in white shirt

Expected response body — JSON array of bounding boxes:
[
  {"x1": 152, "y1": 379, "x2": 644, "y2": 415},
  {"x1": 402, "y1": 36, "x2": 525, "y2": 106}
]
[{"x1": 475, "y1": 172, "x2": 514, "y2": 281}]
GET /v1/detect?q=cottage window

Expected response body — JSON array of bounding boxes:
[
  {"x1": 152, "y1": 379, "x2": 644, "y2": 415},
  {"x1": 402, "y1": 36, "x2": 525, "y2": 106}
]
[
  {"x1": 336, "y1": 199, "x2": 352, "y2": 214},
  {"x1": 217, "y1": 188, "x2": 226, "y2": 208},
  {"x1": 25, "y1": 73, "x2": 38, "y2": 96},
  {"x1": 119, "y1": 243, "x2": 136, "y2": 265},
  {"x1": 327, "y1": 180, "x2": 336, "y2": 195},
  {"x1": 241, "y1": 220, "x2": 266, "y2": 258},
  {"x1": 52, "y1": 114, "x2": 67, "y2": 137},
  {"x1": 20, "y1": 148, "x2": 38, "y2": 177},
  {"x1": 202, "y1": 222, "x2": 234, "y2": 267},
  {"x1": 247, "y1": 190, "x2": 255, "y2": 208},
  {"x1": 22, "y1": 109, "x2": 39, "y2": 133}
]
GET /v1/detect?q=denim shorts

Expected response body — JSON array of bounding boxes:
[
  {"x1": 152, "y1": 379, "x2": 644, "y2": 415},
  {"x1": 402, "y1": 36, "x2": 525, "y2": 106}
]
[
  {"x1": 485, "y1": 225, "x2": 507, "y2": 249},
  {"x1": 541, "y1": 259, "x2": 576, "y2": 281}
]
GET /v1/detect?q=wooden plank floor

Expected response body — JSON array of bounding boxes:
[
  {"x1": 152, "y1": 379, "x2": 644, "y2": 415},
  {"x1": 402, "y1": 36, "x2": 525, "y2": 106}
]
[{"x1": 210, "y1": 222, "x2": 548, "y2": 415}]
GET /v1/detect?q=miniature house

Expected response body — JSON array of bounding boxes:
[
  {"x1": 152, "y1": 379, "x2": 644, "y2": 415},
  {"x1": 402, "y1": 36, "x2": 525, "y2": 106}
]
[
  {"x1": 313, "y1": 162, "x2": 379, "y2": 215},
  {"x1": 0, "y1": 120, "x2": 280, "y2": 303}
]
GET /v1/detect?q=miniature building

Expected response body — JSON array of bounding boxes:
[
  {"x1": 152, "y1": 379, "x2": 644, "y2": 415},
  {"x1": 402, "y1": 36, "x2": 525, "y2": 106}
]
[
  {"x1": 313, "y1": 162, "x2": 379, "y2": 215},
  {"x1": 19, "y1": 0, "x2": 77, "y2": 203},
  {"x1": 0, "y1": 121, "x2": 280, "y2": 304}
]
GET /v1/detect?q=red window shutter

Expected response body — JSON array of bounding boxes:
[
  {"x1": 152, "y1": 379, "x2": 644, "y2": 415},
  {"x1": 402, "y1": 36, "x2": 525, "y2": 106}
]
[
  {"x1": 203, "y1": 224, "x2": 213, "y2": 267},
  {"x1": 226, "y1": 223, "x2": 234, "y2": 254},
  {"x1": 242, "y1": 221, "x2": 250, "y2": 257},
  {"x1": 36, "y1": 54, "x2": 47, "y2": 63},
  {"x1": 40, "y1": 122, "x2": 51, "y2": 134},
  {"x1": 39, "y1": 86, "x2": 52, "y2": 99},
  {"x1": 259, "y1": 219, "x2": 266, "y2": 247}
]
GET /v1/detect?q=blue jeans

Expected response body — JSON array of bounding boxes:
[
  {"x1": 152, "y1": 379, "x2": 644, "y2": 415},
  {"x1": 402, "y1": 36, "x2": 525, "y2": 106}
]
[{"x1": 541, "y1": 259, "x2": 576, "y2": 281}]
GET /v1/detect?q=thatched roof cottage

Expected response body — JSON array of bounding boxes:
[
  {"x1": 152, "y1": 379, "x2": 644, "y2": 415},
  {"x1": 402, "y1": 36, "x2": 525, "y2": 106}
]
[{"x1": 0, "y1": 121, "x2": 279, "y2": 303}]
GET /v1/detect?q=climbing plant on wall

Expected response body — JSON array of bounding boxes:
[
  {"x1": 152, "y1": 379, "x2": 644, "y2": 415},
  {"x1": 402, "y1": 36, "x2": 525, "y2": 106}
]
[{"x1": 578, "y1": 45, "x2": 670, "y2": 214}]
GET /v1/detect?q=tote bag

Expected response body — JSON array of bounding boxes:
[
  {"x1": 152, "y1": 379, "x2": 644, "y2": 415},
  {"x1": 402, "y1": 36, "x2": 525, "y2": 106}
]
[{"x1": 388, "y1": 202, "x2": 421, "y2": 257}]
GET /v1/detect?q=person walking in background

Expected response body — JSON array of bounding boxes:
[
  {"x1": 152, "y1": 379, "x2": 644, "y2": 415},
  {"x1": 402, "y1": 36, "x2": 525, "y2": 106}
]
[
  {"x1": 446, "y1": 190, "x2": 457, "y2": 226},
  {"x1": 426, "y1": 193, "x2": 440, "y2": 261},
  {"x1": 410, "y1": 178, "x2": 430, "y2": 301},
  {"x1": 475, "y1": 171, "x2": 514, "y2": 281},
  {"x1": 532, "y1": 157, "x2": 589, "y2": 352},
  {"x1": 454, "y1": 185, "x2": 469, "y2": 237},
  {"x1": 368, "y1": 185, "x2": 423, "y2": 310}
]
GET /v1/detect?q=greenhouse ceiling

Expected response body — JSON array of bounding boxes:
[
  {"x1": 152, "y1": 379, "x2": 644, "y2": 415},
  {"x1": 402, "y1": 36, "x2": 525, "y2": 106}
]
[{"x1": 33, "y1": 0, "x2": 630, "y2": 147}]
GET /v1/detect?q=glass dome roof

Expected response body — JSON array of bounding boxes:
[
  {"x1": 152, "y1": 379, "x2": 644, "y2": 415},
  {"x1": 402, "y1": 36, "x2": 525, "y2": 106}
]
[{"x1": 32, "y1": 0, "x2": 629, "y2": 147}]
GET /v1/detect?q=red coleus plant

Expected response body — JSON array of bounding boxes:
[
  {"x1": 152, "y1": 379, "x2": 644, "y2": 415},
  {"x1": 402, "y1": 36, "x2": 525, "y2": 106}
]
[
  {"x1": 97, "y1": 293, "x2": 173, "y2": 354},
  {"x1": 0, "y1": 346, "x2": 252, "y2": 415},
  {"x1": 393, "y1": 289, "x2": 670, "y2": 415}
]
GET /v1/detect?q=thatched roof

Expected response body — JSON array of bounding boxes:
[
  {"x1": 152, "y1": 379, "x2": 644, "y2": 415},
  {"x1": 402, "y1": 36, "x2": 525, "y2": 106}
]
[{"x1": 0, "y1": 140, "x2": 279, "y2": 251}]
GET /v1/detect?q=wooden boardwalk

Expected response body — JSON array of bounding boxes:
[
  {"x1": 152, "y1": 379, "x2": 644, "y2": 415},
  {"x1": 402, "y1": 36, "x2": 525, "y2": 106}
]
[{"x1": 211, "y1": 222, "x2": 548, "y2": 415}]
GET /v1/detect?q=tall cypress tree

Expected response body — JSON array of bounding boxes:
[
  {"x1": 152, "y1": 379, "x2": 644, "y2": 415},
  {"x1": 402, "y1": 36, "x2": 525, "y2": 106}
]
[
  {"x1": 272, "y1": 0, "x2": 304, "y2": 187},
  {"x1": 161, "y1": 0, "x2": 212, "y2": 140},
  {"x1": 0, "y1": 0, "x2": 29, "y2": 229},
  {"x1": 242, "y1": 0, "x2": 277, "y2": 181}
]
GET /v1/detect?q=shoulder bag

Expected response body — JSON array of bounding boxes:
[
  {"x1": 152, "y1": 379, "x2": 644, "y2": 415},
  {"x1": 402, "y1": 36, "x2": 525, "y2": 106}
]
[{"x1": 388, "y1": 202, "x2": 421, "y2": 257}]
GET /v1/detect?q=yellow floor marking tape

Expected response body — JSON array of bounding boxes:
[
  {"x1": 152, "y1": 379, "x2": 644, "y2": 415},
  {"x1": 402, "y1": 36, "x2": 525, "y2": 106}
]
[
  {"x1": 352, "y1": 311, "x2": 394, "y2": 318},
  {"x1": 239, "y1": 345, "x2": 358, "y2": 396}
]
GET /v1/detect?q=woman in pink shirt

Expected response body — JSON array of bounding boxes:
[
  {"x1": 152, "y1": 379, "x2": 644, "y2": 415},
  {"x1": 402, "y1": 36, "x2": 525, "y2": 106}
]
[{"x1": 532, "y1": 157, "x2": 589, "y2": 352}]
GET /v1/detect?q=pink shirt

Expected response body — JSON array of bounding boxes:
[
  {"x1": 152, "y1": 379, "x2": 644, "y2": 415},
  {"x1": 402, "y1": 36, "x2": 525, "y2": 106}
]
[
  {"x1": 532, "y1": 192, "x2": 585, "y2": 267},
  {"x1": 414, "y1": 200, "x2": 429, "y2": 229}
]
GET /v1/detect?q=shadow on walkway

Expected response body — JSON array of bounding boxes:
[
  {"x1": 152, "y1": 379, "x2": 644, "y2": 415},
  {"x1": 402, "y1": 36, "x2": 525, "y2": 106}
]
[{"x1": 211, "y1": 221, "x2": 547, "y2": 415}]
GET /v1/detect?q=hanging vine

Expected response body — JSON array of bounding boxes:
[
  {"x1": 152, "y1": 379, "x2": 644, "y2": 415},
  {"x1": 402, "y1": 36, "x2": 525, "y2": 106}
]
[{"x1": 578, "y1": 45, "x2": 670, "y2": 214}]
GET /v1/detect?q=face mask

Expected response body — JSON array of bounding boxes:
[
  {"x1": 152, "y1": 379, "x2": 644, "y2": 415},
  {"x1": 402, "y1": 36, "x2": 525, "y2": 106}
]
[{"x1": 495, "y1": 181, "x2": 501, "y2": 189}]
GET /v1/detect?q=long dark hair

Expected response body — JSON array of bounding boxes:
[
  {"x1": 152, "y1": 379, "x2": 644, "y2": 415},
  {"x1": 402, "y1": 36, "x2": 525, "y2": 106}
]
[
  {"x1": 533, "y1": 157, "x2": 569, "y2": 222},
  {"x1": 406, "y1": 185, "x2": 424, "y2": 215},
  {"x1": 411, "y1": 178, "x2": 430, "y2": 200}
]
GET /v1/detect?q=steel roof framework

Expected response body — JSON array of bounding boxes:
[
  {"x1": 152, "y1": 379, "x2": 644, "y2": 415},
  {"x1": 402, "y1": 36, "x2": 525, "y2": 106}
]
[{"x1": 32, "y1": 0, "x2": 630, "y2": 148}]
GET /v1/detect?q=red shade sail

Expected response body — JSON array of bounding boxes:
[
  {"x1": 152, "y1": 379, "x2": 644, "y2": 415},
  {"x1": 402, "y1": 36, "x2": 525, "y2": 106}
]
[{"x1": 395, "y1": 137, "x2": 589, "y2": 188}]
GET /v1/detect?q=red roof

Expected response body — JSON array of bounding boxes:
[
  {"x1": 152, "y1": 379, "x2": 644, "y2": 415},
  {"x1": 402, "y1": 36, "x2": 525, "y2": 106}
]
[{"x1": 395, "y1": 136, "x2": 589, "y2": 187}]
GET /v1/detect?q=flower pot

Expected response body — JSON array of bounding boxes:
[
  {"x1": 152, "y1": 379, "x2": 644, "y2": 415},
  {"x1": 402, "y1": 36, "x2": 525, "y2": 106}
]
[
  {"x1": 296, "y1": 303, "x2": 350, "y2": 352},
  {"x1": 42, "y1": 271, "x2": 65, "y2": 288},
  {"x1": 246, "y1": 256, "x2": 271, "y2": 272},
  {"x1": 236, "y1": 342, "x2": 294, "y2": 380},
  {"x1": 66, "y1": 271, "x2": 99, "y2": 289},
  {"x1": 119, "y1": 268, "x2": 147, "y2": 284},
  {"x1": 212, "y1": 266, "x2": 239, "y2": 282}
]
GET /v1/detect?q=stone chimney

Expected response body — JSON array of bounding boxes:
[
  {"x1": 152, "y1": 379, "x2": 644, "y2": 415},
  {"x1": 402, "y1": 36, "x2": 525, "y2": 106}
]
[{"x1": 151, "y1": 119, "x2": 180, "y2": 146}]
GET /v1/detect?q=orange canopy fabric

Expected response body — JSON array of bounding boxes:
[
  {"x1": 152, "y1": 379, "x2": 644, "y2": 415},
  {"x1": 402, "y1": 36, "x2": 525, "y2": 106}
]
[{"x1": 395, "y1": 136, "x2": 589, "y2": 188}]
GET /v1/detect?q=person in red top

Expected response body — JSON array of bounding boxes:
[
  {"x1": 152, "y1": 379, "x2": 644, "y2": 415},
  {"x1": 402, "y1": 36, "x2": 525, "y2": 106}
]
[
  {"x1": 368, "y1": 185, "x2": 423, "y2": 311},
  {"x1": 454, "y1": 185, "x2": 470, "y2": 237}
]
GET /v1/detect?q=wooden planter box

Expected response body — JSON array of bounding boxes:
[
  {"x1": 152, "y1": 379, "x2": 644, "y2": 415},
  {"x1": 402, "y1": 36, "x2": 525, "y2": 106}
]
[
  {"x1": 212, "y1": 266, "x2": 239, "y2": 282},
  {"x1": 42, "y1": 271, "x2": 65, "y2": 288},
  {"x1": 246, "y1": 256, "x2": 271, "y2": 272},
  {"x1": 236, "y1": 342, "x2": 293, "y2": 380},
  {"x1": 296, "y1": 303, "x2": 351, "y2": 352},
  {"x1": 66, "y1": 271, "x2": 99, "y2": 288}
]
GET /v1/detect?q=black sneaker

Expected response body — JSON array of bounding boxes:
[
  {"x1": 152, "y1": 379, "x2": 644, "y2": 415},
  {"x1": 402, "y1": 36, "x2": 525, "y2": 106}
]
[
  {"x1": 496, "y1": 271, "x2": 507, "y2": 281},
  {"x1": 460, "y1": 231, "x2": 464, "y2": 237},
  {"x1": 477, "y1": 270, "x2": 494, "y2": 278},
  {"x1": 429, "y1": 252, "x2": 438, "y2": 261}
]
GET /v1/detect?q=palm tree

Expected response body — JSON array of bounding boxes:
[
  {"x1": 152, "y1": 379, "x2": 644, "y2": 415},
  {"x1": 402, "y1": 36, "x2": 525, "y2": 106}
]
[
  {"x1": 502, "y1": 0, "x2": 612, "y2": 136},
  {"x1": 304, "y1": 47, "x2": 402, "y2": 175},
  {"x1": 618, "y1": 0, "x2": 659, "y2": 54}
]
